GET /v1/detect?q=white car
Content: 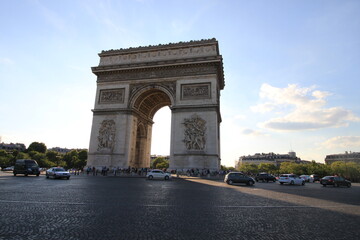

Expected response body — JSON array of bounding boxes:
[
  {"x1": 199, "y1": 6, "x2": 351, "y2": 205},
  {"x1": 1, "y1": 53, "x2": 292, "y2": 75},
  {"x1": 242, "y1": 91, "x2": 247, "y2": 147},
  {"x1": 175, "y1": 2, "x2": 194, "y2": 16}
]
[
  {"x1": 146, "y1": 169, "x2": 171, "y2": 180},
  {"x1": 46, "y1": 167, "x2": 71, "y2": 180},
  {"x1": 278, "y1": 174, "x2": 305, "y2": 185}
]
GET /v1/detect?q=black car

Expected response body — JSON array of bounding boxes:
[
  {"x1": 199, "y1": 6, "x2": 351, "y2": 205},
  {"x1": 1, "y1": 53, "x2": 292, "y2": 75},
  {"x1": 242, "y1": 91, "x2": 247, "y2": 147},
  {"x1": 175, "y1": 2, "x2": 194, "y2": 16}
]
[
  {"x1": 310, "y1": 174, "x2": 321, "y2": 182},
  {"x1": 224, "y1": 172, "x2": 255, "y2": 186},
  {"x1": 320, "y1": 176, "x2": 351, "y2": 187},
  {"x1": 13, "y1": 159, "x2": 40, "y2": 176},
  {"x1": 255, "y1": 173, "x2": 276, "y2": 182}
]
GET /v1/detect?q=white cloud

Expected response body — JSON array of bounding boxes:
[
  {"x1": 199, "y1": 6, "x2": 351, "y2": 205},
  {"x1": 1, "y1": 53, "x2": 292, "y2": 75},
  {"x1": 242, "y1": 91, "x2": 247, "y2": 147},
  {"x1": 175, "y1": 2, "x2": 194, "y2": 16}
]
[
  {"x1": 321, "y1": 136, "x2": 360, "y2": 149},
  {"x1": 252, "y1": 83, "x2": 360, "y2": 131},
  {"x1": 241, "y1": 128, "x2": 267, "y2": 137}
]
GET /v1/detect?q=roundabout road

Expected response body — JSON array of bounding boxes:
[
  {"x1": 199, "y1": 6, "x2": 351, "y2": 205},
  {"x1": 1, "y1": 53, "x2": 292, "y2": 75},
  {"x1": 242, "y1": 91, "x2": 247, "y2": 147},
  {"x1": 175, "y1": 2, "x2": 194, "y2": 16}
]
[{"x1": 0, "y1": 172, "x2": 359, "y2": 240}]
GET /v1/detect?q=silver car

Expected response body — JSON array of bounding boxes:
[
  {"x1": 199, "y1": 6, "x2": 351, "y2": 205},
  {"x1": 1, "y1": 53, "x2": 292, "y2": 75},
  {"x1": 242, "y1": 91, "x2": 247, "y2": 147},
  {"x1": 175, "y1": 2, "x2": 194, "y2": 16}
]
[
  {"x1": 46, "y1": 167, "x2": 71, "y2": 180},
  {"x1": 146, "y1": 169, "x2": 171, "y2": 180},
  {"x1": 278, "y1": 174, "x2": 305, "y2": 185}
]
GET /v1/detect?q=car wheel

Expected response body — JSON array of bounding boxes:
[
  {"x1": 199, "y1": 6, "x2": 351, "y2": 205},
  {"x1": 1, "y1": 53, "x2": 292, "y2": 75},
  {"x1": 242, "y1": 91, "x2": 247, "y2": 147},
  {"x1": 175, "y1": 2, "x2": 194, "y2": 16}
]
[
  {"x1": 228, "y1": 180, "x2": 233, "y2": 185},
  {"x1": 290, "y1": 180, "x2": 294, "y2": 185},
  {"x1": 46, "y1": 175, "x2": 49, "y2": 179},
  {"x1": 280, "y1": 182, "x2": 283, "y2": 185},
  {"x1": 347, "y1": 183, "x2": 351, "y2": 188},
  {"x1": 13, "y1": 173, "x2": 16, "y2": 176},
  {"x1": 25, "y1": 173, "x2": 28, "y2": 177},
  {"x1": 302, "y1": 181, "x2": 305, "y2": 185},
  {"x1": 67, "y1": 177, "x2": 70, "y2": 180},
  {"x1": 148, "y1": 175, "x2": 153, "y2": 180},
  {"x1": 247, "y1": 181, "x2": 254, "y2": 186},
  {"x1": 36, "y1": 174, "x2": 40, "y2": 177},
  {"x1": 164, "y1": 176, "x2": 169, "y2": 180}
]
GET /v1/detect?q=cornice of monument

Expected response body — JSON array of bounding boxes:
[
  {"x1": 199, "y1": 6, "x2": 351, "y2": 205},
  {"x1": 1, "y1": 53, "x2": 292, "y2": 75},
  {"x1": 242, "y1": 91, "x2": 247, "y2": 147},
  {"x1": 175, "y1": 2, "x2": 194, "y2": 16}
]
[
  {"x1": 93, "y1": 38, "x2": 225, "y2": 89},
  {"x1": 99, "y1": 38, "x2": 218, "y2": 56}
]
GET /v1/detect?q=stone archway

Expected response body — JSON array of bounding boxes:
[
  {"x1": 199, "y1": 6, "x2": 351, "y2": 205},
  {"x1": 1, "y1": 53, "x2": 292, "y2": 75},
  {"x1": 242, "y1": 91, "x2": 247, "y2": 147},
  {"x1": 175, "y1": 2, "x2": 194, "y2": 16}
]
[{"x1": 87, "y1": 38, "x2": 225, "y2": 170}]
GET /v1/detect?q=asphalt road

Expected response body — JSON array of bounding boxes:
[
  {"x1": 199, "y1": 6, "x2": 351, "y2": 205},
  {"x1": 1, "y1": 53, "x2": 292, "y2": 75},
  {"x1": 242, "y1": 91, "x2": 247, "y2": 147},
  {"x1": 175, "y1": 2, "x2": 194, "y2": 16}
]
[{"x1": 0, "y1": 172, "x2": 359, "y2": 240}]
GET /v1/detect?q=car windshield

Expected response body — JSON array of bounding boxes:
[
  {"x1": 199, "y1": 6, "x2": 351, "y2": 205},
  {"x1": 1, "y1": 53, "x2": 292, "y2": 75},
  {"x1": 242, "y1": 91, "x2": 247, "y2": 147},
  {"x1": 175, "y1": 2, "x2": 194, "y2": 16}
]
[{"x1": 54, "y1": 168, "x2": 65, "y2": 172}]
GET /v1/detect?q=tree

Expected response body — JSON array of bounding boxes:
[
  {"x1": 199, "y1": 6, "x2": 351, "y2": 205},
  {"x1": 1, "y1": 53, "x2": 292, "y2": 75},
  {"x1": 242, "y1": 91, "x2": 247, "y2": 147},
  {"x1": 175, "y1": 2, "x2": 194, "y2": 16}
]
[
  {"x1": 258, "y1": 163, "x2": 278, "y2": 174},
  {"x1": 238, "y1": 163, "x2": 258, "y2": 174},
  {"x1": 78, "y1": 150, "x2": 88, "y2": 169},
  {"x1": 0, "y1": 150, "x2": 12, "y2": 168},
  {"x1": 331, "y1": 161, "x2": 360, "y2": 181},
  {"x1": 27, "y1": 142, "x2": 47, "y2": 153},
  {"x1": 63, "y1": 150, "x2": 79, "y2": 169},
  {"x1": 151, "y1": 157, "x2": 169, "y2": 169}
]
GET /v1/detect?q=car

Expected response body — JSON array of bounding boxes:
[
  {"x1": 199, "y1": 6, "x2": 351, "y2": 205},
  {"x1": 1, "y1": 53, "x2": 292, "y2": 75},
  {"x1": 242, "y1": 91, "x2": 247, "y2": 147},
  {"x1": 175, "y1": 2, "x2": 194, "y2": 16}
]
[
  {"x1": 320, "y1": 176, "x2": 351, "y2": 187},
  {"x1": 309, "y1": 174, "x2": 321, "y2": 182},
  {"x1": 13, "y1": 159, "x2": 40, "y2": 176},
  {"x1": 278, "y1": 174, "x2": 305, "y2": 185},
  {"x1": 224, "y1": 172, "x2": 255, "y2": 186},
  {"x1": 146, "y1": 169, "x2": 171, "y2": 180},
  {"x1": 255, "y1": 173, "x2": 276, "y2": 182},
  {"x1": 300, "y1": 175, "x2": 311, "y2": 182},
  {"x1": 46, "y1": 167, "x2": 71, "y2": 179},
  {"x1": 3, "y1": 166, "x2": 14, "y2": 171}
]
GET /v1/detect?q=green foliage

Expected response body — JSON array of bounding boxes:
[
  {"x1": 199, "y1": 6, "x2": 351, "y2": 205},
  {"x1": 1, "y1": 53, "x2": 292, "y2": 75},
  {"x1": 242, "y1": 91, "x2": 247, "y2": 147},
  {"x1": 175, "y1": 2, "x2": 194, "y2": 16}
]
[
  {"x1": 238, "y1": 163, "x2": 259, "y2": 174},
  {"x1": 331, "y1": 161, "x2": 360, "y2": 181},
  {"x1": 151, "y1": 157, "x2": 169, "y2": 169},
  {"x1": 221, "y1": 165, "x2": 235, "y2": 171},
  {"x1": 258, "y1": 163, "x2": 278, "y2": 174},
  {"x1": 62, "y1": 150, "x2": 88, "y2": 169},
  {"x1": 28, "y1": 142, "x2": 47, "y2": 153},
  {"x1": 279, "y1": 161, "x2": 332, "y2": 176},
  {"x1": 46, "y1": 151, "x2": 59, "y2": 163},
  {"x1": 0, "y1": 150, "x2": 12, "y2": 167},
  {"x1": 16, "y1": 152, "x2": 30, "y2": 160}
]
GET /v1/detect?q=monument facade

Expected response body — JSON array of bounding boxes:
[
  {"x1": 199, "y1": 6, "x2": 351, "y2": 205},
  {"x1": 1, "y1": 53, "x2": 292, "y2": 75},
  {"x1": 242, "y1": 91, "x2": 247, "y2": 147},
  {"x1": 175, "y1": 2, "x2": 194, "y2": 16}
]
[{"x1": 87, "y1": 38, "x2": 225, "y2": 170}]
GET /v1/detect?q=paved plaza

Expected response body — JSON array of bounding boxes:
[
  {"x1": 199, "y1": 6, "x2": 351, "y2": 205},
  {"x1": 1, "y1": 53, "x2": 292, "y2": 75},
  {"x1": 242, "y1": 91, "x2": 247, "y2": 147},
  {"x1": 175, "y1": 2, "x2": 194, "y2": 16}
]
[{"x1": 0, "y1": 172, "x2": 359, "y2": 240}]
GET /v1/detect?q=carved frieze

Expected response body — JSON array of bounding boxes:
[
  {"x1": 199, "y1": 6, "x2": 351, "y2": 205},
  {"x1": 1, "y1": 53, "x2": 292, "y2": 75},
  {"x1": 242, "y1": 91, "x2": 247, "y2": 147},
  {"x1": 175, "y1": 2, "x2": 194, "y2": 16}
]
[
  {"x1": 182, "y1": 114, "x2": 207, "y2": 150},
  {"x1": 99, "y1": 88, "x2": 125, "y2": 104},
  {"x1": 97, "y1": 120, "x2": 116, "y2": 151},
  {"x1": 181, "y1": 83, "x2": 210, "y2": 100},
  {"x1": 130, "y1": 81, "x2": 176, "y2": 98},
  {"x1": 97, "y1": 64, "x2": 218, "y2": 82}
]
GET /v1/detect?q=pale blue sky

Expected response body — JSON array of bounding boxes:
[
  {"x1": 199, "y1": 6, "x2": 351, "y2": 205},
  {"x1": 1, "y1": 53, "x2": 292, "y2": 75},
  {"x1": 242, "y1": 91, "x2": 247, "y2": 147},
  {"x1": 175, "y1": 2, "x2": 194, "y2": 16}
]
[{"x1": 1, "y1": 0, "x2": 359, "y2": 166}]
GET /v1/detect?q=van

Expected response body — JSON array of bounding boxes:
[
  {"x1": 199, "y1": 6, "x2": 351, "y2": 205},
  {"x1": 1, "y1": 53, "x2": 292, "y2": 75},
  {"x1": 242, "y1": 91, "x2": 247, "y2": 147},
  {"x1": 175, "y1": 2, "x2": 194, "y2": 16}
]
[{"x1": 13, "y1": 159, "x2": 40, "y2": 176}]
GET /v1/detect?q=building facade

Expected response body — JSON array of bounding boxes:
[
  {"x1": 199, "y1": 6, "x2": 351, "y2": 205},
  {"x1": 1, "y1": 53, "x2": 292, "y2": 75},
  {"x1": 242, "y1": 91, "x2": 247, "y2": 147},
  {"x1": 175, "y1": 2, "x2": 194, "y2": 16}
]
[
  {"x1": 236, "y1": 152, "x2": 302, "y2": 168},
  {"x1": 325, "y1": 151, "x2": 360, "y2": 165},
  {"x1": 0, "y1": 142, "x2": 26, "y2": 152}
]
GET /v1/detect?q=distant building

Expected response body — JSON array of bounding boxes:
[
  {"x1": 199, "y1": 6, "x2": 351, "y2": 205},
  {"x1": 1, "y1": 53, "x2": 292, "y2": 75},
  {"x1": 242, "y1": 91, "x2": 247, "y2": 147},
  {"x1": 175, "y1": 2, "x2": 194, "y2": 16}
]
[
  {"x1": 325, "y1": 151, "x2": 360, "y2": 165},
  {"x1": 236, "y1": 151, "x2": 302, "y2": 168},
  {"x1": 48, "y1": 147, "x2": 71, "y2": 154},
  {"x1": 0, "y1": 142, "x2": 26, "y2": 152}
]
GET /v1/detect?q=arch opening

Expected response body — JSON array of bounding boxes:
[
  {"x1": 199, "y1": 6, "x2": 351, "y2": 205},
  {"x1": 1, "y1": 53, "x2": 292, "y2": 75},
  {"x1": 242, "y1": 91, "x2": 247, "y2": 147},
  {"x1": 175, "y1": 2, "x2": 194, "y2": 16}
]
[{"x1": 131, "y1": 88, "x2": 172, "y2": 168}]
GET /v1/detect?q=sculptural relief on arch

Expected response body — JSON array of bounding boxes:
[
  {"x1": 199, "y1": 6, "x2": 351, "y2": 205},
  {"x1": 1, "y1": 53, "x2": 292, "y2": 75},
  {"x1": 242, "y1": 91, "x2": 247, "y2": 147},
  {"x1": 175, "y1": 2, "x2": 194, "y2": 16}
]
[{"x1": 87, "y1": 38, "x2": 225, "y2": 170}]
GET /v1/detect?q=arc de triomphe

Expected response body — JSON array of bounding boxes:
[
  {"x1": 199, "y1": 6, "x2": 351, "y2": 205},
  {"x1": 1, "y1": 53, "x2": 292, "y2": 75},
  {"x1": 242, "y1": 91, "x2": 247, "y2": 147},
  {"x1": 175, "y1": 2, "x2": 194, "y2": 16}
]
[{"x1": 87, "y1": 38, "x2": 225, "y2": 170}]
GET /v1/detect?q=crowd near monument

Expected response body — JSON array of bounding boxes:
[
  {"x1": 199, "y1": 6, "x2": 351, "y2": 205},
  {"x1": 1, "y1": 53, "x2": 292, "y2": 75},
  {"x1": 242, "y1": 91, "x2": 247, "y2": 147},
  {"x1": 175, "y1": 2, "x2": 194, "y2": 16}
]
[{"x1": 87, "y1": 39, "x2": 225, "y2": 171}]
